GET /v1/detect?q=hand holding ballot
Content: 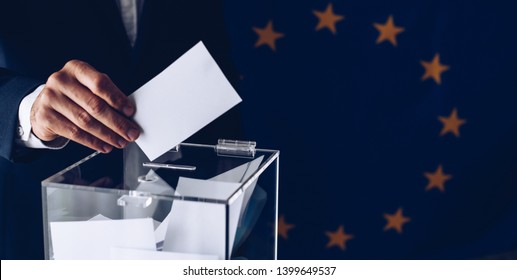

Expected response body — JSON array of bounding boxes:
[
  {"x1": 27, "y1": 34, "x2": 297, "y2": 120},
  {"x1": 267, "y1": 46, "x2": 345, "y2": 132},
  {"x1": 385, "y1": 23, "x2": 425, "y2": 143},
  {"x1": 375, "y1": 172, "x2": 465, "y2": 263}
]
[
  {"x1": 31, "y1": 60, "x2": 140, "y2": 153},
  {"x1": 30, "y1": 41, "x2": 241, "y2": 161}
]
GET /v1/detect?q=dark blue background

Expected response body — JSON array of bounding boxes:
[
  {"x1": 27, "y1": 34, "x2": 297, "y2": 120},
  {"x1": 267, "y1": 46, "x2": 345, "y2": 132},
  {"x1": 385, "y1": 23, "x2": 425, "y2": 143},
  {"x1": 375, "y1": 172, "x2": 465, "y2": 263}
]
[{"x1": 223, "y1": 0, "x2": 517, "y2": 259}]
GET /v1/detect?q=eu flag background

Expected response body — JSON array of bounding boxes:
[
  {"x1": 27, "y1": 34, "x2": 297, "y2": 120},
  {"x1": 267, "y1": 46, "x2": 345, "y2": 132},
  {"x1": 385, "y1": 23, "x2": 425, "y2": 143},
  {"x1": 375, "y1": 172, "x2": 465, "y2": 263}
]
[{"x1": 222, "y1": 0, "x2": 517, "y2": 259}]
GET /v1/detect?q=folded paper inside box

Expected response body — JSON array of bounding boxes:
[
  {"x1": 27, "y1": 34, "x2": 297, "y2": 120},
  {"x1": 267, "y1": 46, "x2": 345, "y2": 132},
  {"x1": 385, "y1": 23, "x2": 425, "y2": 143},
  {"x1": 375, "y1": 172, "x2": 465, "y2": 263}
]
[{"x1": 49, "y1": 156, "x2": 264, "y2": 260}]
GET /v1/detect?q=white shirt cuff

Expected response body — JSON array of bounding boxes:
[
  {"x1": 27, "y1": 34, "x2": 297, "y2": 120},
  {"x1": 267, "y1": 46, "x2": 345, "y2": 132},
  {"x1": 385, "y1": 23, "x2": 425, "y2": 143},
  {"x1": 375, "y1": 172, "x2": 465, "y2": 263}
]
[{"x1": 15, "y1": 84, "x2": 69, "y2": 149}]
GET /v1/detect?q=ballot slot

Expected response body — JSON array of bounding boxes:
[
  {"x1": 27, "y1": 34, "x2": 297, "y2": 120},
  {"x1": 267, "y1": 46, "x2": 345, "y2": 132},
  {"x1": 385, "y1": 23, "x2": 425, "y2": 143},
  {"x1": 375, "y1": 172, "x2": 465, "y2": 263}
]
[
  {"x1": 138, "y1": 139, "x2": 255, "y2": 174},
  {"x1": 142, "y1": 162, "x2": 196, "y2": 171}
]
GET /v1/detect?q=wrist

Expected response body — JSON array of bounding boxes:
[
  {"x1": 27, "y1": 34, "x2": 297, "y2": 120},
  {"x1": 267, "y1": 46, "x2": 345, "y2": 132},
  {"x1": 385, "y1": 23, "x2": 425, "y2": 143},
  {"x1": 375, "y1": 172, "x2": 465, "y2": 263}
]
[
  {"x1": 18, "y1": 84, "x2": 45, "y2": 142},
  {"x1": 16, "y1": 84, "x2": 69, "y2": 149}
]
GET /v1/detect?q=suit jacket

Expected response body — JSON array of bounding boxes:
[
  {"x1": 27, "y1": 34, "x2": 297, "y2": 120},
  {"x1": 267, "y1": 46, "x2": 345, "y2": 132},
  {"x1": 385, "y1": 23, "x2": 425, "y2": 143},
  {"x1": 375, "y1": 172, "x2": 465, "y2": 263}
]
[{"x1": 0, "y1": 0, "x2": 242, "y2": 259}]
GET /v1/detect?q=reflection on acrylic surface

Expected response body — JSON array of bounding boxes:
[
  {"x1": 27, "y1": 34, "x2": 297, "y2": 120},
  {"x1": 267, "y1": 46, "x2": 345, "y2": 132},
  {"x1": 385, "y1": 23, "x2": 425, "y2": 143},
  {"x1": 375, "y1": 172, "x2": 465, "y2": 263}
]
[{"x1": 47, "y1": 155, "x2": 267, "y2": 259}]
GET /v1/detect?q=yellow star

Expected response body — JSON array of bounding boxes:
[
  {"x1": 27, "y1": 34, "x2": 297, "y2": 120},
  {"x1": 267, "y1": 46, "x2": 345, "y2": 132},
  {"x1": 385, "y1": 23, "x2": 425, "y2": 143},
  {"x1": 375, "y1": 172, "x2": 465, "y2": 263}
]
[
  {"x1": 253, "y1": 20, "x2": 284, "y2": 51},
  {"x1": 313, "y1": 3, "x2": 344, "y2": 35},
  {"x1": 384, "y1": 208, "x2": 411, "y2": 234},
  {"x1": 439, "y1": 108, "x2": 466, "y2": 137},
  {"x1": 277, "y1": 215, "x2": 295, "y2": 240},
  {"x1": 373, "y1": 15, "x2": 404, "y2": 47},
  {"x1": 325, "y1": 225, "x2": 353, "y2": 250},
  {"x1": 421, "y1": 53, "x2": 450, "y2": 85},
  {"x1": 424, "y1": 165, "x2": 452, "y2": 192}
]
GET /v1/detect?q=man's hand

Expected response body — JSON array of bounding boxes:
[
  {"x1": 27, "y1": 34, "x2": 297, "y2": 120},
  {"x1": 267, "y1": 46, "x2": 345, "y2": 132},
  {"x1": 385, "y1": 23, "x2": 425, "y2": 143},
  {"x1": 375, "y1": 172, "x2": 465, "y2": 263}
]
[{"x1": 30, "y1": 60, "x2": 140, "y2": 153}]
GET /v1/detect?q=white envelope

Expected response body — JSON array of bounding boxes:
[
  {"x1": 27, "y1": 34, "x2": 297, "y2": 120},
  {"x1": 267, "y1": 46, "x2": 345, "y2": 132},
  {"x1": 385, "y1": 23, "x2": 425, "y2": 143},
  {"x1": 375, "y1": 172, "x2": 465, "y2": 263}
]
[{"x1": 50, "y1": 218, "x2": 156, "y2": 260}]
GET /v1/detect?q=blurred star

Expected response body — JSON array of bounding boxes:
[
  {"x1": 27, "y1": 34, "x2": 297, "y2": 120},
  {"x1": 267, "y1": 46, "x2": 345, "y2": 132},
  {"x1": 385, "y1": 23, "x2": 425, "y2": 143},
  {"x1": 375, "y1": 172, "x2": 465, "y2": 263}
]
[
  {"x1": 439, "y1": 108, "x2": 466, "y2": 137},
  {"x1": 313, "y1": 3, "x2": 344, "y2": 35},
  {"x1": 325, "y1": 225, "x2": 353, "y2": 250},
  {"x1": 373, "y1": 15, "x2": 404, "y2": 47},
  {"x1": 253, "y1": 20, "x2": 284, "y2": 51},
  {"x1": 278, "y1": 215, "x2": 295, "y2": 240},
  {"x1": 421, "y1": 53, "x2": 449, "y2": 85},
  {"x1": 384, "y1": 208, "x2": 411, "y2": 234},
  {"x1": 424, "y1": 165, "x2": 452, "y2": 192}
]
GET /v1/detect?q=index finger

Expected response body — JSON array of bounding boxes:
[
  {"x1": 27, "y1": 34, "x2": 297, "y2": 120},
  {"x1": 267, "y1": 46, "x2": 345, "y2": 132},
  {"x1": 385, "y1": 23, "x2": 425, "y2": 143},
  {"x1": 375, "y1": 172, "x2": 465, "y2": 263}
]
[{"x1": 65, "y1": 60, "x2": 135, "y2": 117}]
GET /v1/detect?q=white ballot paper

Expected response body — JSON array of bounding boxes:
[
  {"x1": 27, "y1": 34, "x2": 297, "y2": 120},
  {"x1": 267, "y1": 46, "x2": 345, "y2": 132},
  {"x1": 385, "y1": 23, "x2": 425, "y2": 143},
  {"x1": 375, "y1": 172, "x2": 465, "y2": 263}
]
[
  {"x1": 154, "y1": 209, "x2": 172, "y2": 244},
  {"x1": 88, "y1": 214, "x2": 111, "y2": 221},
  {"x1": 129, "y1": 41, "x2": 242, "y2": 160},
  {"x1": 162, "y1": 177, "x2": 243, "y2": 259},
  {"x1": 209, "y1": 155, "x2": 264, "y2": 221},
  {"x1": 50, "y1": 218, "x2": 156, "y2": 260}
]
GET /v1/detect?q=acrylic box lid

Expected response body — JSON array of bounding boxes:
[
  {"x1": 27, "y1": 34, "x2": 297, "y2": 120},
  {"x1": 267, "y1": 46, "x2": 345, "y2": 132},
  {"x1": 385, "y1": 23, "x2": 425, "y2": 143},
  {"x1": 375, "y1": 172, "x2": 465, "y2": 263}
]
[{"x1": 42, "y1": 140, "x2": 279, "y2": 205}]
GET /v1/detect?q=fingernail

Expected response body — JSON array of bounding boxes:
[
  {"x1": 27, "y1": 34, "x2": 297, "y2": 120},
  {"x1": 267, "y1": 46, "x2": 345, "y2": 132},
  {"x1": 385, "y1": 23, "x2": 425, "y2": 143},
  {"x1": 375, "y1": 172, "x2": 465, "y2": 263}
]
[
  {"x1": 103, "y1": 145, "x2": 113, "y2": 153},
  {"x1": 118, "y1": 139, "x2": 128, "y2": 148},
  {"x1": 123, "y1": 106, "x2": 134, "y2": 117},
  {"x1": 128, "y1": 128, "x2": 140, "y2": 141}
]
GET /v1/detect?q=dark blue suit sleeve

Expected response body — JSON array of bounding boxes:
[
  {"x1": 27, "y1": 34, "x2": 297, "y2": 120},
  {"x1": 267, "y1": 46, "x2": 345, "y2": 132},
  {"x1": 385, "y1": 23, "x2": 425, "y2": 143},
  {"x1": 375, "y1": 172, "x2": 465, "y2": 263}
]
[{"x1": 0, "y1": 68, "x2": 41, "y2": 161}]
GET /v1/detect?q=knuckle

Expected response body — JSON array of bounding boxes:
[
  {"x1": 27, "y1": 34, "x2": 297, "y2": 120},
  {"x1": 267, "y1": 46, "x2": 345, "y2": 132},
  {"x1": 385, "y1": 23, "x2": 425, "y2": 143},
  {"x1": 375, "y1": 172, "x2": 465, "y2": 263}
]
[
  {"x1": 37, "y1": 90, "x2": 52, "y2": 105},
  {"x1": 37, "y1": 112, "x2": 52, "y2": 129},
  {"x1": 32, "y1": 111, "x2": 56, "y2": 141},
  {"x1": 72, "y1": 60, "x2": 91, "y2": 78},
  {"x1": 92, "y1": 73, "x2": 110, "y2": 92},
  {"x1": 105, "y1": 133, "x2": 119, "y2": 145},
  {"x1": 88, "y1": 137, "x2": 104, "y2": 150},
  {"x1": 107, "y1": 93, "x2": 125, "y2": 109},
  {"x1": 65, "y1": 59, "x2": 80, "y2": 68},
  {"x1": 47, "y1": 71, "x2": 65, "y2": 86},
  {"x1": 66, "y1": 59, "x2": 86, "y2": 71},
  {"x1": 108, "y1": 97, "x2": 123, "y2": 109},
  {"x1": 39, "y1": 109, "x2": 52, "y2": 120},
  {"x1": 113, "y1": 118, "x2": 129, "y2": 132},
  {"x1": 76, "y1": 111, "x2": 93, "y2": 127},
  {"x1": 68, "y1": 125, "x2": 81, "y2": 139},
  {"x1": 85, "y1": 97, "x2": 106, "y2": 115}
]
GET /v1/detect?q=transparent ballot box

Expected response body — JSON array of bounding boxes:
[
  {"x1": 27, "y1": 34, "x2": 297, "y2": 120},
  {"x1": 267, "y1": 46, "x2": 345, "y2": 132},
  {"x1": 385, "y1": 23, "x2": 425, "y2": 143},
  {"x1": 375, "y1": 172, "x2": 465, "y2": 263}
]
[{"x1": 42, "y1": 140, "x2": 279, "y2": 260}]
